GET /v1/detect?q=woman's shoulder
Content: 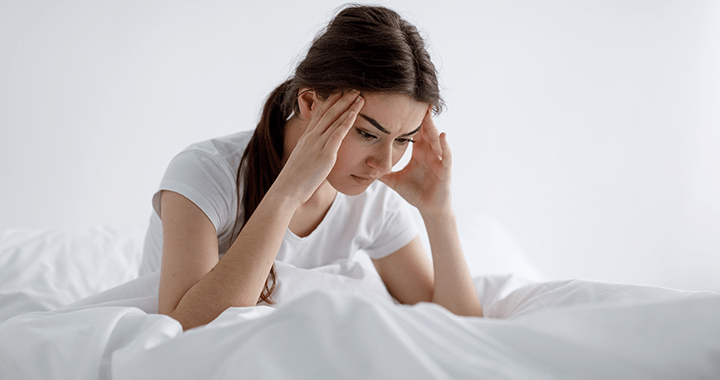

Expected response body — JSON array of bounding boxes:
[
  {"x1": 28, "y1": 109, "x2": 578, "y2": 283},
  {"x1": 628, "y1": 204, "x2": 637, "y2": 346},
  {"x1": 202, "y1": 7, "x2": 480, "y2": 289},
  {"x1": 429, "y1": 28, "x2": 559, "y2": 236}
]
[
  {"x1": 158, "y1": 130, "x2": 255, "y2": 204},
  {"x1": 180, "y1": 130, "x2": 254, "y2": 161},
  {"x1": 167, "y1": 130, "x2": 254, "y2": 178}
]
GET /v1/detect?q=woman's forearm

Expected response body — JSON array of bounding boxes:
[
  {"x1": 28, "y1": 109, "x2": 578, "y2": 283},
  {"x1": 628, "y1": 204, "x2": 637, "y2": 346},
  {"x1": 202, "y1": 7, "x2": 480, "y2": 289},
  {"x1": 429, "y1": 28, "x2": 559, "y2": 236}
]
[
  {"x1": 167, "y1": 189, "x2": 299, "y2": 330},
  {"x1": 422, "y1": 210, "x2": 483, "y2": 317}
]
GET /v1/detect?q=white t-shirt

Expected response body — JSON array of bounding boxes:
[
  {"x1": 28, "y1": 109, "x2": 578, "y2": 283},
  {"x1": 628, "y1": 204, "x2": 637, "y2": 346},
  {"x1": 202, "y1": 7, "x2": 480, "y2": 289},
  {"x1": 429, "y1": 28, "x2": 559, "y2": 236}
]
[{"x1": 139, "y1": 130, "x2": 418, "y2": 277}]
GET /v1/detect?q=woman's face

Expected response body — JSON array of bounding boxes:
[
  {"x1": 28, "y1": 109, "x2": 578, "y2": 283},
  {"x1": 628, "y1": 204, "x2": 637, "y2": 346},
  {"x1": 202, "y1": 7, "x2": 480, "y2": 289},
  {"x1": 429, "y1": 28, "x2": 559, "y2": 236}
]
[{"x1": 326, "y1": 93, "x2": 428, "y2": 196}]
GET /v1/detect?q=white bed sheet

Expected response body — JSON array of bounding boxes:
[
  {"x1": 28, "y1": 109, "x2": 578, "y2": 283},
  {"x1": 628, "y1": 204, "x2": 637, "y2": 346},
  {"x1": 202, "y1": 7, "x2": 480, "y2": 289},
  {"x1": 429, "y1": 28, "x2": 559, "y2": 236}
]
[
  {"x1": 1, "y1": 222, "x2": 719, "y2": 379},
  {"x1": 1, "y1": 268, "x2": 718, "y2": 380},
  {"x1": 0, "y1": 216, "x2": 541, "y2": 324},
  {"x1": 0, "y1": 225, "x2": 145, "y2": 323}
]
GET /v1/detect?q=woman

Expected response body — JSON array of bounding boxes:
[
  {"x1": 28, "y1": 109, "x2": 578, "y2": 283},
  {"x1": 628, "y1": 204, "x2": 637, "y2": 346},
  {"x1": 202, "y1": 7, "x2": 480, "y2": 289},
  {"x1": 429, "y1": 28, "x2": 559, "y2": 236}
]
[{"x1": 140, "y1": 4, "x2": 483, "y2": 330}]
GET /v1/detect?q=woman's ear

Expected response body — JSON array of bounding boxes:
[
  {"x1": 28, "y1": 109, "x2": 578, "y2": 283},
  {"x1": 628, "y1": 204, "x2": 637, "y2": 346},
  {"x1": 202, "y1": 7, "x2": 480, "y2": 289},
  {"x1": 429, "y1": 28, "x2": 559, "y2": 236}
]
[{"x1": 296, "y1": 89, "x2": 317, "y2": 121}]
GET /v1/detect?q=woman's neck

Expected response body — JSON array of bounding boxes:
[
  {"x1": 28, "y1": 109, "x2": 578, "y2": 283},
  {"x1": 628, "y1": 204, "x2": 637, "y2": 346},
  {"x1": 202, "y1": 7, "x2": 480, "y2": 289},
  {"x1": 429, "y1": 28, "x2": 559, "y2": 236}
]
[{"x1": 289, "y1": 181, "x2": 337, "y2": 237}]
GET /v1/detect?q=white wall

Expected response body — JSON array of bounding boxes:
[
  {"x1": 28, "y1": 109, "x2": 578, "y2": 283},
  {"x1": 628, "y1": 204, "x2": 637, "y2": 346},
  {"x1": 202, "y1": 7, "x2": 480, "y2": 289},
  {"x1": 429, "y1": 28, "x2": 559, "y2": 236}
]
[{"x1": 1, "y1": 1, "x2": 718, "y2": 291}]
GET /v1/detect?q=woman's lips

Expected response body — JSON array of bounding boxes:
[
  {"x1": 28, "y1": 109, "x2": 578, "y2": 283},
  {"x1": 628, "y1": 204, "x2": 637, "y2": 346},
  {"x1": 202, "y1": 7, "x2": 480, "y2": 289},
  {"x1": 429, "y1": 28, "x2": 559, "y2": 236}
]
[{"x1": 351, "y1": 174, "x2": 374, "y2": 183}]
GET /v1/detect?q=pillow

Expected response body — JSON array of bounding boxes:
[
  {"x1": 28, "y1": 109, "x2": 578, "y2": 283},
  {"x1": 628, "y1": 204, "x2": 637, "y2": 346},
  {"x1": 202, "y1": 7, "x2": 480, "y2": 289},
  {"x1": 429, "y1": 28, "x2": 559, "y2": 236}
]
[{"x1": 0, "y1": 225, "x2": 145, "y2": 323}]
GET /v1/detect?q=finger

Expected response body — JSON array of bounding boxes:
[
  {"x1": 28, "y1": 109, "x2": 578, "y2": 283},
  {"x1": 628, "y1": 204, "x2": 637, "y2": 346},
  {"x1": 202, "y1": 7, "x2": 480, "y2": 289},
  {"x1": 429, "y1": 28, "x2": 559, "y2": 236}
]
[
  {"x1": 422, "y1": 109, "x2": 443, "y2": 157},
  {"x1": 325, "y1": 95, "x2": 364, "y2": 149},
  {"x1": 439, "y1": 132, "x2": 452, "y2": 168},
  {"x1": 322, "y1": 93, "x2": 364, "y2": 138},
  {"x1": 312, "y1": 91, "x2": 361, "y2": 136},
  {"x1": 304, "y1": 92, "x2": 343, "y2": 134}
]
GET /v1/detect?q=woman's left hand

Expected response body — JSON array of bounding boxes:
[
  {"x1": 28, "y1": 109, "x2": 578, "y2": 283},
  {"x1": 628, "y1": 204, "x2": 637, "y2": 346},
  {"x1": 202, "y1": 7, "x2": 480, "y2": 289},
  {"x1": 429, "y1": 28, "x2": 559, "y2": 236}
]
[{"x1": 380, "y1": 108, "x2": 453, "y2": 216}]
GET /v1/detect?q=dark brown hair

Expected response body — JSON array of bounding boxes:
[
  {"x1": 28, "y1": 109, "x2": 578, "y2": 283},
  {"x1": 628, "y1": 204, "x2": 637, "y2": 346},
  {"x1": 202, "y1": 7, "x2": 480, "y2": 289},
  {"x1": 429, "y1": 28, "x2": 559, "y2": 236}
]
[{"x1": 233, "y1": 4, "x2": 444, "y2": 304}]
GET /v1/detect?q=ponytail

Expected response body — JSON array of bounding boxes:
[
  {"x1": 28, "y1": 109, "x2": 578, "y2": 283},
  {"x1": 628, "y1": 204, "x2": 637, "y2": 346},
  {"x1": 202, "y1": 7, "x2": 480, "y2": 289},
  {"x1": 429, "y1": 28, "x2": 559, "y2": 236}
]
[{"x1": 232, "y1": 80, "x2": 292, "y2": 304}]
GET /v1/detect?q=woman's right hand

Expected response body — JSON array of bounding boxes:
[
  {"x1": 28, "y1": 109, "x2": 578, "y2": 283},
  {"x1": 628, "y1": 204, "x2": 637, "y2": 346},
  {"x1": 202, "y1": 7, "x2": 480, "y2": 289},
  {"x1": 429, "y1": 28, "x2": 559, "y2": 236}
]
[{"x1": 273, "y1": 90, "x2": 365, "y2": 205}]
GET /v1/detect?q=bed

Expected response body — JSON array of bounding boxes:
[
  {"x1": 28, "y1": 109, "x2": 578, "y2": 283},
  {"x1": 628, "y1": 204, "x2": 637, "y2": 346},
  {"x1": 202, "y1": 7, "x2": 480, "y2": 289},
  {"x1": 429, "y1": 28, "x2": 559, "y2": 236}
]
[{"x1": 1, "y1": 217, "x2": 718, "y2": 380}]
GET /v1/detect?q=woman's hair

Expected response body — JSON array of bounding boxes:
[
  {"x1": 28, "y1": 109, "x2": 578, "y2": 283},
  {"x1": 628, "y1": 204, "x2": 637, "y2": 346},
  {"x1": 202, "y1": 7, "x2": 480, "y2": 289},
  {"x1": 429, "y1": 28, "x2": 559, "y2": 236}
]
[{"x1": 233, "y1": 4, "x2": 444, "y2": 304}]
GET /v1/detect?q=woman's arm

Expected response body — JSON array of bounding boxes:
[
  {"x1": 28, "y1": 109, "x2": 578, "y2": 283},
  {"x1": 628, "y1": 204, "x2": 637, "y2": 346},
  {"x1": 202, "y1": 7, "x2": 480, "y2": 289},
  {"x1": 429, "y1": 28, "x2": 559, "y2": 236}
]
[
  {"x1": 422, "y1": 210, "x2": 482, "y2": 317},
  {"x1": 376, "y1": 108, "x2": 483, "y2": 317},
  {"x1": 372, "y1": 236, "x2": 433, "y2": 305},
  {"x1": 373, "y1": 219, "x2": 482, "y2": 317},
  {"x1": 159, "y1": 91, "x2": 365, "y2": 330},
  {"x1": 158, "y1": 189, "x2": 298, "y2": 330}
]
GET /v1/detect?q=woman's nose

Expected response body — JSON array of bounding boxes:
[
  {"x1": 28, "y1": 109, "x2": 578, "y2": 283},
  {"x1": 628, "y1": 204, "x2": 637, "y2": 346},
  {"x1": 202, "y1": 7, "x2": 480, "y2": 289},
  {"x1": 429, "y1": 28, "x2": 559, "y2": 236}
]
[{"x1": 366, "y1": 145, "x2": 394, "y2": 174}]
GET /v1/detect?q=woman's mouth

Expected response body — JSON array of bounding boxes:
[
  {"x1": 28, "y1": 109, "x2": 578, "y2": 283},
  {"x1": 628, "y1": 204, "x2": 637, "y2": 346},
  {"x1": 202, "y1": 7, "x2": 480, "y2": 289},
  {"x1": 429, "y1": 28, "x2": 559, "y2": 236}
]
[{"x1": 351, "y1": 174, "x2": 373, "y2": 184}]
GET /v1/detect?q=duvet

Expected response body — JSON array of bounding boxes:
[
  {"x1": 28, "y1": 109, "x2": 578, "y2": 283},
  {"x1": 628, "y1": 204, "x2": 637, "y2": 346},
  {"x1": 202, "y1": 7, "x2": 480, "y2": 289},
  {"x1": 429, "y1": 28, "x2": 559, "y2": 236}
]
[{"x1": 0, "y1": 225, "x2": 718, "y2": 380}]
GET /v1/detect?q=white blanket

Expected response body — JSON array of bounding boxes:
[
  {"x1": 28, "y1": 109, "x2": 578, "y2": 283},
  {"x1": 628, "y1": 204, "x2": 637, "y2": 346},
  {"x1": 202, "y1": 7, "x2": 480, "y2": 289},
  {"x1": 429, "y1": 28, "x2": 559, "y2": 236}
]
[
  {"x1": 1, "y1": 223, "x2": 718, "y2": 379},
  {"x1": 1, "y1": 263, "x2": 718, "y2": 380}
]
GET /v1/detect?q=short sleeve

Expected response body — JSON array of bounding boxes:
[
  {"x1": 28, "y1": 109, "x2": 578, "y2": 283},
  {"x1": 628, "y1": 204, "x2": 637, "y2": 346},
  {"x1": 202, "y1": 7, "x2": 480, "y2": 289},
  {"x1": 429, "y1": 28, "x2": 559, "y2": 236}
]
[
  {"x1": 363, "y1": 187, "x2": 418, "y2": 260},
  {"x1": 151, "y1": 150, "x2": 237, "y2": 234}
]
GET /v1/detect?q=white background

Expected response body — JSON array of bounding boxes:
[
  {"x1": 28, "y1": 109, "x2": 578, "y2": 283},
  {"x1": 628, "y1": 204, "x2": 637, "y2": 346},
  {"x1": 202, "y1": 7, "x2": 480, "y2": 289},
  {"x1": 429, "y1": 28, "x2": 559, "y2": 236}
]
[{"x1": 1, "y1": 0, "x2": 718, "y2": 291}]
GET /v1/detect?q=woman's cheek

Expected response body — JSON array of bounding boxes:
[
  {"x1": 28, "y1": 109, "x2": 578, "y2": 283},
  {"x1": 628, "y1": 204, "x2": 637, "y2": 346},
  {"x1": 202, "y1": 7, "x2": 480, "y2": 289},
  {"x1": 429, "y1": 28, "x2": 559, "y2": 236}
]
[
  {"x1": 334, "y1": 137, "x2": 362, "y2": 168},
  {"x1": 392, "y1": 144, "x2": 410, "y2": 166}
]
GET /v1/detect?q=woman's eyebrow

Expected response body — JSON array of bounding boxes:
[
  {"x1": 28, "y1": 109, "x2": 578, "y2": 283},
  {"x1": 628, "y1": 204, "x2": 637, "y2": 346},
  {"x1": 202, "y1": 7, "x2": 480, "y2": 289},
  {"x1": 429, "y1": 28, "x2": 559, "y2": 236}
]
[{"x1": 359, "y1": 114, "x2": 422, "y2": 136}]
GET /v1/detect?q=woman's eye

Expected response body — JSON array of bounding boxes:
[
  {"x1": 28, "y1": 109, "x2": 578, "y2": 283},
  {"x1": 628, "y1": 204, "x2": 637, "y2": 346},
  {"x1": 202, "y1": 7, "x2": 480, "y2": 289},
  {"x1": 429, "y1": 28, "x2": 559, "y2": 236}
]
[
  {"x1": 357, "y1": 129, "x2": 377, "y2": 141},
  {"x1": 395, "y1": 138, "x2": 414, "y2": 146}
]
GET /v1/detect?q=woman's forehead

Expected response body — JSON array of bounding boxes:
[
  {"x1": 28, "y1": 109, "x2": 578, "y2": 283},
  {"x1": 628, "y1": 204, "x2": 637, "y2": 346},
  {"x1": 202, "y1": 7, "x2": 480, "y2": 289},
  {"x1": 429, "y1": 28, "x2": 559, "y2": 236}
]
[{"x1": 357, "y1": 93, "x2": 427, "y2": 134}]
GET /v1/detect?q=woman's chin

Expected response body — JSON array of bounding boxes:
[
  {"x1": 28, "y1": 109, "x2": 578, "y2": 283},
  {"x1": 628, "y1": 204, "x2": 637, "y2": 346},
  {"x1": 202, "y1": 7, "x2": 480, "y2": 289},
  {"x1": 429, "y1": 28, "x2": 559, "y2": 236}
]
[{"x1": 328, "y1": 177, "x2": 373, "y2": 196}]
